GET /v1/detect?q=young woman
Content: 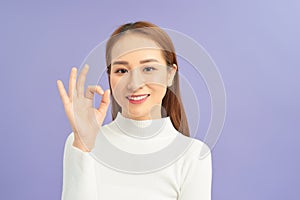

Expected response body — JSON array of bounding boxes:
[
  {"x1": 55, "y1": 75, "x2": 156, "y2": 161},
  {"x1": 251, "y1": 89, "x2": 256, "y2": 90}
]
[{"x1": 57, "y1": 21, "x2": 212, "y2": 200}]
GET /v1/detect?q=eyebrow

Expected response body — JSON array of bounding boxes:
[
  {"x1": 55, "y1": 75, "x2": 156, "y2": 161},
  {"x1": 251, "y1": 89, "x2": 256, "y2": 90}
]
[{"x1": 112, "y1": 58, "x2": 159, "y2": 66}]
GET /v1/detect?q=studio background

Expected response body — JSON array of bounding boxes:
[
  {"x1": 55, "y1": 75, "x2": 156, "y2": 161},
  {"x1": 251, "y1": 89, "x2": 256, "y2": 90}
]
[{"x1": 0, "y1": 0, "x2": 299, "y2": 199}]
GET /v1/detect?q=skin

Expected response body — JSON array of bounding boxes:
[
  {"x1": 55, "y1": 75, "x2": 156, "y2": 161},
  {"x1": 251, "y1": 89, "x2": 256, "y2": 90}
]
[
  {"x1": 57, "y1": 33, "x2": 177, "y2": 151},
  {"x1": 110, "y1": 50, "x2": 171, "y2": 120},
  {"x1": 110, "y1": 33, "x2": 177, "y2": 120},
  {"x1": 57, "y1": 65, "x2": 111, "y2": 152}
]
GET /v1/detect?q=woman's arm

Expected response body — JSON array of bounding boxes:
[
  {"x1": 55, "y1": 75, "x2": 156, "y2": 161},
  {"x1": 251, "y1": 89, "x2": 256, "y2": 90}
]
[
  {"x1": 178, "y1": 143, "x2": 212, "y2": 200},
  {"x1": 61, "y1": 132, "x2": 98, "y2": 200}
]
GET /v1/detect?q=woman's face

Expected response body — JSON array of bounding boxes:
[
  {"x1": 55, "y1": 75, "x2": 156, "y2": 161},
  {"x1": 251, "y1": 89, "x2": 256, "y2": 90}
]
[{"x1": 109, "y1": 33, "x2": 176, "y2": 120}]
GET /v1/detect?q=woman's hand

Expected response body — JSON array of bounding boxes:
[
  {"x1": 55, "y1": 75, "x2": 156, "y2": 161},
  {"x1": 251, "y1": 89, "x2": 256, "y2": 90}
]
[{"x1": 57, "y1": 64, "x2": 110, "y2": 152}]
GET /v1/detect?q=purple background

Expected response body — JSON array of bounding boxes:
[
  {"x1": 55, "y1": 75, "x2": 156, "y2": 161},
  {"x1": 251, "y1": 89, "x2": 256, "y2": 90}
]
[{"x1": 1, "y1": 0, "x2": 299, "y2": 199}]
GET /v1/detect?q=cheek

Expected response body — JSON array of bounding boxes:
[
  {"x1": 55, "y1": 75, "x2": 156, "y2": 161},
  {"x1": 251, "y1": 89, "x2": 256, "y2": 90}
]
[
  {"x1": 110, "y1": 77, "x2": 117, "y2": 90},
  {"x1": 110, "y1": 76, "x2": 124, "y2": 93},
  {"x1": 149, "y1": 85, "x2": 167, "y2": 101},
  {"x1": 110, "y1": 77, "x2": 126, "y2": 104}
]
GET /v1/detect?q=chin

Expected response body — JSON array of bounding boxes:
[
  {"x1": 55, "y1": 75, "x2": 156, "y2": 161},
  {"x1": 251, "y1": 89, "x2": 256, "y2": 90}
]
[{"x1": 124, "y1": 108, "x2": 150, "y2": 120}]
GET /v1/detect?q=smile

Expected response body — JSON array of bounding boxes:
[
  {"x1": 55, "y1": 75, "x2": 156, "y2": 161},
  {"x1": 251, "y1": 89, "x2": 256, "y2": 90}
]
[{"x1": 126, "y1": 94, "x2": 150, "y2": 104}]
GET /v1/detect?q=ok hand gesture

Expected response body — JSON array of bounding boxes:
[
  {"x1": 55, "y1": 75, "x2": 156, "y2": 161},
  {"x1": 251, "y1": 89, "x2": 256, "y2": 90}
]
[{"x1": 57, "y1": 64, "x2": 110, "y2": 152}]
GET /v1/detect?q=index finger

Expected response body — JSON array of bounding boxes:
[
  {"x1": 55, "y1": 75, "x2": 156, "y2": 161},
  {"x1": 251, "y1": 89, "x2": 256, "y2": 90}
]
[{"x1": 57, "y1": 80, "x2": 70, "y2": 106}]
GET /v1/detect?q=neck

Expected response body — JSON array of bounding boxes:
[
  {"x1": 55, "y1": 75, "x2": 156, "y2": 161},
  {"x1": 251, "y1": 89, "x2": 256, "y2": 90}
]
[
  {"x1": 121, "y1": 108, "x2": 162, "y2": 120},
  {"x1": 114, "y1": 111, "x2": 171, "y2": 139}
]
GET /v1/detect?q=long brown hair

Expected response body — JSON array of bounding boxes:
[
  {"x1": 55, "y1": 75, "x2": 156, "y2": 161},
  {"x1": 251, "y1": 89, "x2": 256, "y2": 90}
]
[{"x1": 105, "y1": 21, "x2": 190, "y2": 137}]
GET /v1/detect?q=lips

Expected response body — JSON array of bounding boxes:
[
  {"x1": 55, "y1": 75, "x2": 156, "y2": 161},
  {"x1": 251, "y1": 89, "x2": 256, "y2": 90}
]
[
  {"x1": 127, "y1": 94, "x2": 150, "y2": 100},
  {"x1": 126, "y1": 94, "x2": 150, "y2": 103}
]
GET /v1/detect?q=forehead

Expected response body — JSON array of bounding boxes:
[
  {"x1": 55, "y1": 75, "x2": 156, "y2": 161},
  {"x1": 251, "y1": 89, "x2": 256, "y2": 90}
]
[{"x1": 110, "y1": 33, "x2": 163, "y2": 62}]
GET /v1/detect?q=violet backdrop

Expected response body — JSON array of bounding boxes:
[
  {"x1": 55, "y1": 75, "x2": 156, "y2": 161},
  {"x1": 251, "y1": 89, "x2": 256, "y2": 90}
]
[{"x1": 0, "y1": 0, "x2": 299, "y2": 199}]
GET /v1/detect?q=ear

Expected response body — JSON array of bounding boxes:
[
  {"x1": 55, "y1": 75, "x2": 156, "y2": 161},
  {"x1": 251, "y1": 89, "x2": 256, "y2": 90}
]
[{"x1": 167, "y1": 64, "x2": 177, "y2": 87}]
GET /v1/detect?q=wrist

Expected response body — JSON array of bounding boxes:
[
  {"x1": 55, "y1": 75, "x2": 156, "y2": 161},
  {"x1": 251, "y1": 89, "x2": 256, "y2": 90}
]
[{"x1": 73, "y1": 136, "x2": 92, "y2": 152}]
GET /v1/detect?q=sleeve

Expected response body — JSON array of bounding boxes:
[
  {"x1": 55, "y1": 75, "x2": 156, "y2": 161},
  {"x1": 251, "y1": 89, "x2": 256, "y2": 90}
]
[
  {"x1": 61, "y1": 132, "x2": 98, "y2": 200},
  {"x1": 178, "y1": 143, "x2": 212, "y2": 200}
]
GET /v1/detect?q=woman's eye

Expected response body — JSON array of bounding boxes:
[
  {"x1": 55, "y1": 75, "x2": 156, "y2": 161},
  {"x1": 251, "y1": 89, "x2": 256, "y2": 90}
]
[
  {"x1": 114, "y1": 68, "x2": 128, "y2": 74},
  {"x1": 143, "y1": 66, "x2": 157, "y2": 72}
]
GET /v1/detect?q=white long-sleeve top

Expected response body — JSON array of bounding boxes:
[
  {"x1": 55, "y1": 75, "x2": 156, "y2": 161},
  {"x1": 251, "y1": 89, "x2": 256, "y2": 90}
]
[{"x1": 62, "y1": 112, "x2": 212, "y2": 200}]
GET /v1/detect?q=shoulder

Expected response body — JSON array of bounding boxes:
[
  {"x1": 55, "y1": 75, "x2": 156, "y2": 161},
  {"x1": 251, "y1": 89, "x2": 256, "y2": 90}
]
[
  {"x1": 64, "y1": 131, "x2": 74, "y2": 146},
  {"x1": 177, "y1": 134, "x2": 211, "y2": 161}
]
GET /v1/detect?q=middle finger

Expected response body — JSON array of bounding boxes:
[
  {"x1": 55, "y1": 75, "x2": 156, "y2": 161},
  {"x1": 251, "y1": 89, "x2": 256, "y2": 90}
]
[
  {"x1": 76, "y1": 64, "x2": 89, "y2": 97},
  {"x1": 69, "y1": 67, "x2": 77, "y2": 100}
]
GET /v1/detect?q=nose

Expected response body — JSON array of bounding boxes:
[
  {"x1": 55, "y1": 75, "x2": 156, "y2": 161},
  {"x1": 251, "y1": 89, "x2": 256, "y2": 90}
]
[{"x1": 127, "y1": 68, "x2": 145, "y2": 91}]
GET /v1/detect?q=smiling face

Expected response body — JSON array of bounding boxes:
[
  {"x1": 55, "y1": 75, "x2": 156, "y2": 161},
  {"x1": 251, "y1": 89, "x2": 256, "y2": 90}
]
[{"x1": 109, "y1": 33, "x2": 177, "y2": 120}]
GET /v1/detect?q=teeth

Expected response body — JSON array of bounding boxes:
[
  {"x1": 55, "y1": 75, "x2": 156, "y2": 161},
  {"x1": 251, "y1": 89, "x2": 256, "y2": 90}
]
[{"x1": 128, "y1": 95, "x2": 148, "y2": 101}]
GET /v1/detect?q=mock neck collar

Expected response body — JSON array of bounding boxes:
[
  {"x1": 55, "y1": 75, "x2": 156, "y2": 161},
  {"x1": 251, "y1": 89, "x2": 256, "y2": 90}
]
[{"x1": 114, "y1": 112, "x2": 172, "y2": 139}]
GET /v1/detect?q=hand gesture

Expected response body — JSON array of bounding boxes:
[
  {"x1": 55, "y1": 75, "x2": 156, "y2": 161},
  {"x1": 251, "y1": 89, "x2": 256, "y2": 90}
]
[{"x1": 57, "y1": 64, "x2": 110, "y2": 152}]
